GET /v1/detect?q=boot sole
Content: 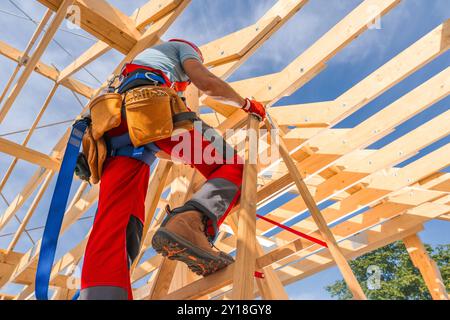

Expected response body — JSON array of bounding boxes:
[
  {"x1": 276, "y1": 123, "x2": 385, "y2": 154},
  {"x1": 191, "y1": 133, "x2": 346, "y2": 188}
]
[{"x1": 152, "y1": 228, "x2": 234, "y2": 276}]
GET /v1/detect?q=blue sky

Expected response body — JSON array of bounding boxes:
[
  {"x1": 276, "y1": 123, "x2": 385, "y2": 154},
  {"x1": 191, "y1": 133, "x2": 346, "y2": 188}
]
[{"x1": 0, "y1": 0, "x2": 449, "y2": 299}]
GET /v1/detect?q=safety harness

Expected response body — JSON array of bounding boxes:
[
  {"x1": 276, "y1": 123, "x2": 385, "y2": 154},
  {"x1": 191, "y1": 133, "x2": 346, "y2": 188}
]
[
  {"x1": 118, "y1": 63, "x2": 191, "y2": 94},
  {"x1": 107, "y1": 63, "x2": 198, "y2": 164},
  {"x1": 34, "y1": 63, "x2": 197, "y2": 300}
]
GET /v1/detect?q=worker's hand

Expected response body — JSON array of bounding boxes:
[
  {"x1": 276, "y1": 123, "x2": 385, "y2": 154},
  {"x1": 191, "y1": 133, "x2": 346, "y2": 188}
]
[{"x1": 241, "y1": 98, "x2": 266, "y2": 121}]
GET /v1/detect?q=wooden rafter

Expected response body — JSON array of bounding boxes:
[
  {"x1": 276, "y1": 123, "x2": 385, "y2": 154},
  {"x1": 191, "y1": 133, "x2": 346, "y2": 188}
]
[{"x1": 0, "y1": 0, "x2": 448, "y2": 300}]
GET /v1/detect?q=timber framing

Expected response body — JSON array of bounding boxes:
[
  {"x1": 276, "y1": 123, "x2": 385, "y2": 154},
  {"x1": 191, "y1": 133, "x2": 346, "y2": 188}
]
[{"x1": 0, "y1": 0, "x2": 448, "y2": 300}]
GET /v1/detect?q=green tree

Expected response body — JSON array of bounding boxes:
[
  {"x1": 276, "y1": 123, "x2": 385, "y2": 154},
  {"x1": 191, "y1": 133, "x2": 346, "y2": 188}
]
[{"x1": 325, "y1": 241, "x2": 449, "y2": 300}]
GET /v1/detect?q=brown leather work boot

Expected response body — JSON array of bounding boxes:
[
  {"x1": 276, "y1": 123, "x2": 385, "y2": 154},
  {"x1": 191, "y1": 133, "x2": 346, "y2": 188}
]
[{"x1": 152, "y1": 207, "x2": 234, "y2": 276}]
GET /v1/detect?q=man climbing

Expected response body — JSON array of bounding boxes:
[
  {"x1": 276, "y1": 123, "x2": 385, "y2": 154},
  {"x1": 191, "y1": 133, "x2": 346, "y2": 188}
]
[{"x1": 80, "y1": 39, "x2": 266, "y2": 300}]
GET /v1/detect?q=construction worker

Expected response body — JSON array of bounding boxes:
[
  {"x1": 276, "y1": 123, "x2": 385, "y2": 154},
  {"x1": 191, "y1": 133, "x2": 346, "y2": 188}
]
[{"x1": 80, "y1": 39, "x2": 266, "y2": 300}]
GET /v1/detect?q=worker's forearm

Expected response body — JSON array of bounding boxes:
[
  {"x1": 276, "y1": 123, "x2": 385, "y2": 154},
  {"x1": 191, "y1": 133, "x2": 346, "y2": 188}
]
[{"x1": 202, "y1": 78, "x2": 246, "y2": 108}]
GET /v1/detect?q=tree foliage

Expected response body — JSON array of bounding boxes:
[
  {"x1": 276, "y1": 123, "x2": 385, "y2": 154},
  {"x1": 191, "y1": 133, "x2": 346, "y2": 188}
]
[{"x1": 325, "y1": 241, "x2": 449, "y2": 300}]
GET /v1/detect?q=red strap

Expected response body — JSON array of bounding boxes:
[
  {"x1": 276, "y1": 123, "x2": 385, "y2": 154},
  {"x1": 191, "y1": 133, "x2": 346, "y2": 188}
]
[
  {"x1": 121, "y1": 63, "x2": 190, "y2": 92},
  {"x1": 254, "y1": 271, "x2": 265, "y2": 279},
  {"x1": 256, "y1": 214, "x2": 328, "y2": 248}
]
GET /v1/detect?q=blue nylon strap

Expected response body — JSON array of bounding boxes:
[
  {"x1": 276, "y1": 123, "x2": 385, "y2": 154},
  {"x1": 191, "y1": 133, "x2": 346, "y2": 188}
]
[
  {"x1": 72, "y1": 290, "x2": 80, "y2": 300},
  {"x1": 118, "y1": 72, "x2": 165, "y2": 93},
  {"x1": 35, "y1": 118, "x2": 90, "y2": 300}
]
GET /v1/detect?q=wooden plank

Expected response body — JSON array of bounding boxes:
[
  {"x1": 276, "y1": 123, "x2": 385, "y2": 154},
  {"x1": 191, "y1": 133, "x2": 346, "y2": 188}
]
[
  {"x1": 0, "y1": 28, "x2": 93, "y2": 98},
  {"x1": 284, "y1": 19, "x2": 450, "y2": 158},
  {"x1": 147, "y1": 165, "x2": 195, "y2": 299},
  {"x1": 209, "y1": 0, "x2": 401, "y2": 106},
  {"x1": 57, "y1": 42, "x2": 110, "y2": 82},
  {"x1": 7, "y1": 170, "x2": 55, "y2": 252},
  {"x1": 279, "y1": 202, "x2": 450, "y2": 286},
  {"x1": 0, "y1": 137, "x2": 60, "y2": 171},
  {"x1": 315, "y1": 67, "x2": 450, "y2": 154},
  {"x1": 403, "y1": 234, "x2": 449, "y2": 300},
  {"x1": 0, "y1": 84, "x2": 60, "y2": 193},
  {"x1": 276, "y1": 145, "x2": 450, "y2": 244},
  {"x1": 209, "y1": 0, "x2": 309, "y2": 80},
  {"x1": 0, "y1": 9, "x2": 53, "y2": 105},
  {"x1": 252, "y1": 110, "x2": 450, "y2": 238},
  {"x1": 231, "y1": 116, "x2": 260, "y2": 299},
  {"x1": 0, "y1": 0, "x2": 76, "y2": 123},
  {"x1": 0, "y1": 168, "x2": 49, "y2": 233},
  {"x1": 227, "y1": 211, "x2": 288, "y2": 300},
  {"x1": 37, "y1": 0, "x2": 141, "y2": 54},
  {"x1": 130, "y1": 160, "x2": 172, "y2": 274},
  {"x1": 132, "y1": 0, "x2": 184, "y2": 28},
  {"x1": 266, "y1": 116, "x2": 366, "y2": 300},
  {"x1": 201, "y1": 17, "x2": 281, "y2": 67},
  {"x1": 57, "y1": 0, "x2": 182, "y2": 82}
]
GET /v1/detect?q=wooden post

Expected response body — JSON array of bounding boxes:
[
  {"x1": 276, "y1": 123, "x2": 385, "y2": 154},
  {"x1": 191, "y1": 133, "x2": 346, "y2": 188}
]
[
  {"x1": 403, "y1": 234, "x2": 448, "y2": 300},
  {"x1": 266, "y1": 114, "x2": 367, "y2": 300},
  {"x1": 147, "y1": 165, "x2": 196, "y2": 299},
  {"x1": 229, "y1": 215, "x2": 289, "y2": 299},
  {"x1": 231, "y1": 115, "x2": 260, "y2": 299},
  {"x1": 130, "y1": 160, "x2": 172, "y2": 274}
]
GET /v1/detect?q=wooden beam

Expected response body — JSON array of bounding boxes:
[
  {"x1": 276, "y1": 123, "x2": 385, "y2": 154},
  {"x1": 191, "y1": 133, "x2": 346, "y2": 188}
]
[
  {"x1": 57, "y1": 41, "x2": 110, "y2": 82},
  {"x1": 0, "y1": 137, "x2": 60, "y2": 171},
  {"x1": 0, "y1": 1, "x2": 191, "y2": 296},
  {"x1": 0, "y1": 0, "x2": 76, "y2": 123},
  {"x1": 252, "y1": 111, "x2": 450, "y2": 238},
  {"x1": 403, "y1": 234, "x2": 449, "y2": 300},
  {"x1": 0, "y1": 9, "x2": 53, "y2": 106},
  {"x1": 267, "y1": 116, "x2": 367, "y2": 300},
  {"x1": 270, "y1": 189, "x2": 447, "y2": 269},
  {"x1": 0, "y1": 84, "x2": 60, "y2": 193},
  {"x1": 169, "y1": 197, "x2": 448, "y2": 300},
  {"x1": 231, "y1": 116, "x2": 260, "y2": 299},
  {"x1": 147, "y1": 165, "x2": 195, "y2": 299},
  {"x1": 7, "y1": 170, "x2": 55, "y2": 252},
  {"x1": 314, "y1": 67, "x2": 450, "y2": 154},
  {"x1": 57, "y1": 0, "x2": 183, "y2": 82},
  {"x1": 208, "y1": 0, "x2": 401, "y2": 108},
  {"x1": 37, "y1": 0, "x2": 141, "y2": 54},
  {"x1": 208, "y1": 0, "x2": 309, "y2": 79},
  {"x1": 130, "y1": 160, "x2": 172, "y2": 274},
  {"x1": 132, "y1": 0, "x2": 184, "y2": 28},
  {"x1": 228, "y1": 214, "x2": 289, "y2": 300},
  {"x1": 280, "y1": 202, "x2": 450, "y2": 286}
]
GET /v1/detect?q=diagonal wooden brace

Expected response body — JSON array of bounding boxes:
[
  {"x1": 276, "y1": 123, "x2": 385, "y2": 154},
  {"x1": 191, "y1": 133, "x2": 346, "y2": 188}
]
[{"x1": 265, "y1": 113, "x2": 367, "y2": 300}]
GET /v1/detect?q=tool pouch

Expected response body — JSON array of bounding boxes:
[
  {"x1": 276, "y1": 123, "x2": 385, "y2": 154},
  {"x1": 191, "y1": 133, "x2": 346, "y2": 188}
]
[
  {"x1": 81, "y1": 126, "x2": 107, "y2": 185},
  {"x1": 171, "y1": 93, "x2": 195, "y2": 132},
  {"x1": 89, "y1": 93, "x2": 123, "y2": 140},
  {"x1": 124, "y1": 86, "x2": 174, "y2": 147}
]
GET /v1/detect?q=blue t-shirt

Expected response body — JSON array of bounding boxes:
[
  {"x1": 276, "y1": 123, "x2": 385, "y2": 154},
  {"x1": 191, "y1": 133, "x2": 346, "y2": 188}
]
[{"x1": 133, "y1": 41, "x2": 202, "y2": 83}]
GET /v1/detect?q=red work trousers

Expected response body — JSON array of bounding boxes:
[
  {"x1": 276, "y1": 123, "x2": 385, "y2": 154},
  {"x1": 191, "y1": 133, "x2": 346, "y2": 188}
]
[{"x1": 81, "y1": 128, "x2": 243, "y2": 300}]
